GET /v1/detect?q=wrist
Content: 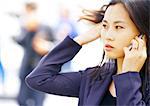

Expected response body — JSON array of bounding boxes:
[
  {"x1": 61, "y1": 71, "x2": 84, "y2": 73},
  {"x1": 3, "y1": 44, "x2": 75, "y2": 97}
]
[
  {"x1": 73, "y1": 36, "x2": 84, "y2": 46},
  {"x1": 120, "y1": 69, "x2": 139, "y2": 74}
]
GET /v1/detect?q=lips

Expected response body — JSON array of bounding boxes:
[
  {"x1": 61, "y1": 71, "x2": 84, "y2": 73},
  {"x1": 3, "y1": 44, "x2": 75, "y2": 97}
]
[
  {"x1": 105, "y1": 44, "x2": 114, "y2": 48},
  {"x1": 104, "y1": 44, "x2": 114, "y2": 51}
]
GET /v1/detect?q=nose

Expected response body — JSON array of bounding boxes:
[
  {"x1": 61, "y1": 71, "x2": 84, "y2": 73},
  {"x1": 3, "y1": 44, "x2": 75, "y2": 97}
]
[{"x1": 105, "y1": 29, "x2": 115, "y2": 41}]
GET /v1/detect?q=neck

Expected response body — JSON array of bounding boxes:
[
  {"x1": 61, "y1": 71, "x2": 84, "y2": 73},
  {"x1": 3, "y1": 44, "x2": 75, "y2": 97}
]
[{"x1": 117, "y1": 57, "x2": 124, "y2": 74}]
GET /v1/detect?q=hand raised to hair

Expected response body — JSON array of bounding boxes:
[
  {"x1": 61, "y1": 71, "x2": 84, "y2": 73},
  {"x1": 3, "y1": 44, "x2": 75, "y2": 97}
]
[{"x1": 73, "y1": 23, "x2": 101, "y2": 46}]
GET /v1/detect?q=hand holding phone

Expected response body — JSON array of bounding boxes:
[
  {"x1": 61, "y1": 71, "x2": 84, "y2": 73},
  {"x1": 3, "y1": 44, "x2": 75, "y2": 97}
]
[
  {"x1": 129, "y1": 34, "x2": 144, "y2": 51},
  {"x1": 121, "y1": 34, "x2": 147, "y2": 73}
]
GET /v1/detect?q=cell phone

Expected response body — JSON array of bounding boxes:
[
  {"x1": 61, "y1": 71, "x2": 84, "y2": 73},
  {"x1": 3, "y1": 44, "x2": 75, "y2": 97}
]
[
  {"x1": 138, "y1": 34, "x2": 144, "y2": 39},
  {"x1": 129, "y1": 34, "x2": 144, "y2": 51}
]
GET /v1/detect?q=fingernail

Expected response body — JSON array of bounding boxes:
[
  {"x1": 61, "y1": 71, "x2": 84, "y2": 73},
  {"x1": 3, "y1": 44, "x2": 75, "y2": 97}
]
[{"x1": 129, "y1": 43, "x2": 132, "y2": 51}]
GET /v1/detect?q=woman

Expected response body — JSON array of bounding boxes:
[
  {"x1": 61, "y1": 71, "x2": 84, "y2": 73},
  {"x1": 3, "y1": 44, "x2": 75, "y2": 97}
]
[{"x1": 26, "y1": 0, "x2": 150, "y2": 105}]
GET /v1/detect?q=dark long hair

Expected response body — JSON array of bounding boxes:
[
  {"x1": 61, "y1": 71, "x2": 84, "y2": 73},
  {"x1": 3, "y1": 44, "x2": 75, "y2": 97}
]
[{"x1": 81, "y1": 0, "x2": 150, "y2": 104}]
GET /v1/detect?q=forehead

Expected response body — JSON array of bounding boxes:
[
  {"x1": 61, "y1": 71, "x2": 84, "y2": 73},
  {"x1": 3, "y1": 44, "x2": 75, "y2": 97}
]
[{"x1": 103, "y1": 3, "x2": 130, "y2": 23}]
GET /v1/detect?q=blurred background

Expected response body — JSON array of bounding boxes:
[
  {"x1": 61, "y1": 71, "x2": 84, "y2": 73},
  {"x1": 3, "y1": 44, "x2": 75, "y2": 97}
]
[{"x1": 0, "y1": 0, "x2": 109, "y2": 106}]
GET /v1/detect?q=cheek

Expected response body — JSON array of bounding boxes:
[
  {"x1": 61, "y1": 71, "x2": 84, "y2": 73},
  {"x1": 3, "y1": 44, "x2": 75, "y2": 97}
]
[
  {"x1": 113, "y1": 39, "x2": 130, "y2": 57},
  {"x1": 100, "y1": 29, "x2": 106, "y2": 40},
  {"x1": 115, "y1": 46, "x2": 125, "y2": 57},
  {"x1": 105, "y1": 37, "x2": 132, "y2": 58}
]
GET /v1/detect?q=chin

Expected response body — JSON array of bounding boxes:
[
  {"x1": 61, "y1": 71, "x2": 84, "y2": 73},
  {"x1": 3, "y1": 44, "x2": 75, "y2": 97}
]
[
  {"x1": 106, "y1": 55, "x2": 117, "y2": 59},
  {"x1": 105, "y1": 52, "x2": 123, "y2": 59}
]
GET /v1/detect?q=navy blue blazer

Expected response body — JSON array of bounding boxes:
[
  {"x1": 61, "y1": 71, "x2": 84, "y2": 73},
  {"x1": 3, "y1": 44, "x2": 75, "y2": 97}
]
[{"x1": 26, "y1": 36, "x2": 146, "y2": 106}]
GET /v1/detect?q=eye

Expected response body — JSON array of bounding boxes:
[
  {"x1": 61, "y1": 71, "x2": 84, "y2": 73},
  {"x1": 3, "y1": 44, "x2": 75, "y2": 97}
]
[
  {"x1": 102, "y1": 24, "x2": 108, "y2": 29},
  {"x1": 115, "y1": 25, "x2": 124, "y2": 29}
]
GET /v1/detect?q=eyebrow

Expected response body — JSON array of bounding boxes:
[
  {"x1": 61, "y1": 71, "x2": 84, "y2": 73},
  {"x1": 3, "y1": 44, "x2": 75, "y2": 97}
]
[{"x1": 102, "y1": 20, "x2": 126, "y2": 24}]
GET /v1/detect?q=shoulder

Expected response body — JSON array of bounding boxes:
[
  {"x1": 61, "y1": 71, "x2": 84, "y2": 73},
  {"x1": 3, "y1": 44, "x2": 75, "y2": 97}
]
[
  {"x1": 80, "y1": 64, "x2": 106, "y2": 76},
  {"x1": 80, "y1": 62, "x2": 116, "y2": 77}
]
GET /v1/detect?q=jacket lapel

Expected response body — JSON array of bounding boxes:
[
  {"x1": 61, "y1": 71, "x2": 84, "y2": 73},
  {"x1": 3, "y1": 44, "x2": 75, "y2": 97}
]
[
  {"x1": 85, "y1": 72, "x2": 114, "y2": 105},
  {"x1": 85, "y1": 61, "x2": 117, "y2": 105}
]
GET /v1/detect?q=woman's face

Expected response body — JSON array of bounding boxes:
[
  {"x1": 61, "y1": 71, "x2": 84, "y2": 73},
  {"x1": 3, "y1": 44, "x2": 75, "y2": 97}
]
[{"x1": 101, "y1": 3, "x2": 140, "y2": 59}]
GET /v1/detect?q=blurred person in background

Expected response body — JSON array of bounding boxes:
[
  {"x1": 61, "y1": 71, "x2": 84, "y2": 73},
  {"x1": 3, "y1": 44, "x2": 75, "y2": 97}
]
[
  {"x1": 0, "y1": 47, "x2": 5, "y2": 94},
  {"x1": 54, "y1": 6, "x2": 79, "y2": 72},
  {"x1": 0, "y1": 59, "x2": 5, "y2": 88},
  {"x1": 12, "y1": 2, "x2": 55, "y2": 106},
  {"x1": 55, "y1": 6, "x2": 78, "y2": 42}
]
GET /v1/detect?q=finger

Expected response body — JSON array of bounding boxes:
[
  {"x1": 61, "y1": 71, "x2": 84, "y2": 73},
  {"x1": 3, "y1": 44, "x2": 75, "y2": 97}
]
[
  {"x1": 135, "y1": 36, "x2": 146, "y2": 50},
  {"x1": 131, "y1": 39, "x2": 138, "y2": 50},
  {"x1": 128, "y1": 43, "x2": 132, "y2": 51}
]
